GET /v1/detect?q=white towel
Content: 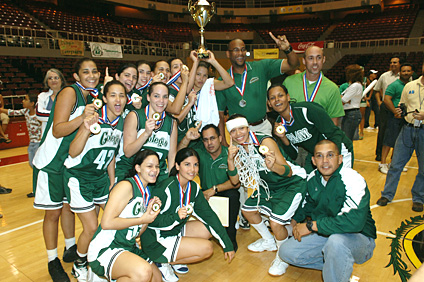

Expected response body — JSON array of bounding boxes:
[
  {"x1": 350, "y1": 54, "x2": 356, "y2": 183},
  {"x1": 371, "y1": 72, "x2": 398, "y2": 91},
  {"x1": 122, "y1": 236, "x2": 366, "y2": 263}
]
[{"x1": 195, "y1": 78, "x2": 219, "y2": 130}]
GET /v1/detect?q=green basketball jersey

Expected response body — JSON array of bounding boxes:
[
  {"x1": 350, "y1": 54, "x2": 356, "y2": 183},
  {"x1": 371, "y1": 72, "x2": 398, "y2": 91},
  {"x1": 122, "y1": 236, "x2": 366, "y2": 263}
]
[
  {"x1": 33, "y1": 84, "x2": 87, "y2": 174},
  {"x1": 116, "y1": 106, "x2": 174, "y2": 182},
  {"x1": 64, "y1": 105, "x2": 124, "y2": 178},
  {"x1": 88, "y1": 177, "x2": 150, "y2": 261}
]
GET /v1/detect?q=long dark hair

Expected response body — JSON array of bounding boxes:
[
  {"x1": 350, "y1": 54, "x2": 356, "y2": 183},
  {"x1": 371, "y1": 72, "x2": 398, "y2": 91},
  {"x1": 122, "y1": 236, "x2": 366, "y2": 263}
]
[
  {"x1": 169, "y1": 148, "x2": 199, "y2": 177},
  {"x1": 125, "y1": 149, "x2": 160, "y2": 178}
]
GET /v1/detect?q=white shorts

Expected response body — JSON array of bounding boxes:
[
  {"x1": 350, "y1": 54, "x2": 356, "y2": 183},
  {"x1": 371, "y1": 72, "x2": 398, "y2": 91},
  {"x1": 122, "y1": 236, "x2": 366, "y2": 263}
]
[{"x1": 33, "y1": 168, "x2": 66, "y2": 210}]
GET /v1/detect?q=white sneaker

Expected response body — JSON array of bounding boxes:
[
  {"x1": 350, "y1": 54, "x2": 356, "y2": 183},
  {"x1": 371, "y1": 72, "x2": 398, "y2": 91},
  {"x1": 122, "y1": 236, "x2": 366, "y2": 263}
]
[
  {"x1": 172, "y1": 264, "x2": 189, "y2": 274},
  {"x1": 157, "y1": 263, "x2": 179, "y2": 282},
  {"x1": 268, "y1": 256, "x2": 289, "y2": 276},
  {"x1": 378, "y1": 163, "x2": 389, "y2": 174},
  {"x1": 247, "y1": 238, "x2": 277, "y2": 252},
  {"x1": 87, "y1": 267, "x2": 107, "y2": 282},
  {"x1": 72, "y1": 262, "x2": 88, "y2": 282}
]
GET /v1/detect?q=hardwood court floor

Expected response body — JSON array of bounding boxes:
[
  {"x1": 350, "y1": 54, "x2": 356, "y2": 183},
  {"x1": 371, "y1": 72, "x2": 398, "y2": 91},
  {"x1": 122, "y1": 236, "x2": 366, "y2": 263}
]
[{"x1": 0, "y1": 127, "x2": 421, "y2": 282}]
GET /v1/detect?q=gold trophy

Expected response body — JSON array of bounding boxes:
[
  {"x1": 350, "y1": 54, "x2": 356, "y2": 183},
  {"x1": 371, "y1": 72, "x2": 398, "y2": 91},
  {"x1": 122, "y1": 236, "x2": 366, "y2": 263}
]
[{"x1": 188, "y1": 0, "x2": 215, "y2": 59}]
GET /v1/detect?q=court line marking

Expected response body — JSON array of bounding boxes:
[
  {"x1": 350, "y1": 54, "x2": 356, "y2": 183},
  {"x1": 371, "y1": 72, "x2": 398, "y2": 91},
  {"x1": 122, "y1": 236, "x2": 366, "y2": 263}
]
[
  {"x1": 355, "y1": 159, "x2": 417, "y2": 170},
  {"x1": 0, "y1": 161, "x2": 28, "y2": 168},
  {"x1": 0, "y1": 219, "x2": 43, "y2": 237}
]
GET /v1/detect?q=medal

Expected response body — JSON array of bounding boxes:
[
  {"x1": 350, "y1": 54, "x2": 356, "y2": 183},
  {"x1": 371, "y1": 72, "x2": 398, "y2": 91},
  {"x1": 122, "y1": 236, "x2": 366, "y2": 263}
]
[
  {"x1": 239, "y1": 99, "x2": 247, "y2": 108},
  {"x1": 152, "y1": 203, "x2": 160, "y2": 212},
  {"x1": 90, "y1": 123, "x2": 101, "y2": 134},
  {"x1": 230, "y1": 65, "x2": 248, "y2": 108},
  {"x1": 186, "y1": 204, "x2": 193, "y2": 214},
  {"x1": 276, "y1": 125, "x2": 286, "y2": 134},
  {"x1": 259, "y1": 145, "x2": 269, "y2": 154},
  {"x1": 131, "y1": 93, "x2": 140, "y2": 103},
  {"x1": 152, "y1": 112, "x2": 161, "y2": 121},
  {"x1": 159, "y1": 73, "x2": 165, "y2": 79},
  {"x1": 145, "y1": 105, "x2": 165, "y2": 126},
  {"x1": 194, "y1": 121, "x2": 200, "y2": 127},
  {"x1": 93, "y1": 98, "x2": 103, "y2": 109},
  {"x1": 182, "y1": 65, "x2": 189, "y2": 72}
]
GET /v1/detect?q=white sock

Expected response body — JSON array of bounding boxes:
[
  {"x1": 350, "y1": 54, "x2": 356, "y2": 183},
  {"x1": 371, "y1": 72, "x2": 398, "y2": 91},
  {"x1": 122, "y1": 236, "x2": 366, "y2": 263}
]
[
  {"x1": 76, "y1": 250, "x2": 87, "y2": 258},
  {"x1": 251, "y1": 220, "x2": 274, "y2": 240},
  {"x1": 47, "y1": 248, "x2": 58, "y2": 262},
  {"x1": 275, "y1": 237, "x2": 288, "y2": 249},
  {"x1": 285, "y1": 224, "x2": 293, "y2": 237},
  {"x1": 64, "y1": 237, "x2": 76, "y2": 250}
]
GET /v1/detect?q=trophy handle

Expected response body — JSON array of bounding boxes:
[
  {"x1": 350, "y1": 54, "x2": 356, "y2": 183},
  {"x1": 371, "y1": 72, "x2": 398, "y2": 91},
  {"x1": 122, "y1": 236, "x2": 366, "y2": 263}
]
[
  {"x1": 188, "y1": 0, "x2": 194, "y2": 13},
  {"x1": 210, "y1": 2, "x2": 216, "y2": 15}
]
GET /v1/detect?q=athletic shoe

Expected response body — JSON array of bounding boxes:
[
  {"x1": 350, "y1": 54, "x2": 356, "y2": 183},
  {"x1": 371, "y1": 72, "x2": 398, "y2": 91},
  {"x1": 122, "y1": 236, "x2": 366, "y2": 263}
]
[
  {"x1": 157, "y1": 263, "x2": 179, "y2": 282},
  {"x1": 72, "y1": 261, "x2": 88, "y2": 282},
  {"x1": 48, "y1": 257, "x2": 70, "y2": 282},
  {"x1": 268, "y1": 256, "x2": 289, "y2": 277},
  {"x1": 238, "y1": 217, "x2": 250, "y2": 230},
  {"x1": 87, "y1": 267, "x2": 107, "y2": 282},
  {"x1": 378, "y1": 163, "x2": 389, "y2": 174},
  {"x1": 63, "y1": 245, "x2": 78, "y2": 263},
  {"x1": 412, "y1": 202, "x2": 423, "y2": 212},
  {"x1": 376, "y1": 197, "x2": 390, "y2": 206},
  {"x1": 387, "y1": 163, "x2": 408, "y2": 172},
  {"x1": 27, "y1": 192, "x2": 34, "y2": 198},
  {"x1": 172, "y1": 264, "x2": 189, "y2": 274},
  {"x1": 247, "y1": 238, "x2": 277, "y2": 252}
]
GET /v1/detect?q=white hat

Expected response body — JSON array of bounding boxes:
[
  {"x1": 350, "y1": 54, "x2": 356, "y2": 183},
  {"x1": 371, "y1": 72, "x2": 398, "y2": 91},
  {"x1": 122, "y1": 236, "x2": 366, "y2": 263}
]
[{"x1": 370, "y1": 70, "x2": 378, "y2": 74}]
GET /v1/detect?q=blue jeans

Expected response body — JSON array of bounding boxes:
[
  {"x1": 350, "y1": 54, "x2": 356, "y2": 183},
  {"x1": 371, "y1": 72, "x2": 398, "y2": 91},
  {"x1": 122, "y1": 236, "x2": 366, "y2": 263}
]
[
  {"x1": 279, "y1": 233, "x2": 375, "y2": 282},
  {"x1": 381, "y1": 125, "x2": 424, "y2": 203},
  {"x1": 341, "y1": 109, "x2": 362, "y2": 141},
  {"x1": 28, "y1": 142, "x2": 40, "y2": 168}
]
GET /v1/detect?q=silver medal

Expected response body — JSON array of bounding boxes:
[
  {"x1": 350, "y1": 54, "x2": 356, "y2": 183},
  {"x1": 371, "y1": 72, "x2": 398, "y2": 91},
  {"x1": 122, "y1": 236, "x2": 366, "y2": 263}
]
[{"x1": 239, "y1": 99, "x2": 247, "y2": 108}]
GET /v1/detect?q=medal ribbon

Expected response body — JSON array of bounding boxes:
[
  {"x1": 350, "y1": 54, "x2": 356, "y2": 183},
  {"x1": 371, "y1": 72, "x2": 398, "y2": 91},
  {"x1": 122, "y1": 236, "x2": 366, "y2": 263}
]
[
  {"x1": 302, "y1": 72, "x2": 322, "y2": 102},
  {"x1": 177, "y1": 174, "x2": 191, "y2": 208},
  {"x1": 242, "y1": 131, "x2": 260, "y2": 145},
  {"x1": 279, "y1": 106, "x2": 294, "y2": 130},
  {"x1": 170, "y1": 83, "x2": 180, "y2": 92},
  {"x1": 126, "y1": 94, "x2": 133, "y2": 105},
  {"x1": 98, "y1": 105, "x2": 120, "y2": 127},
  {"x1": 76, "y1": 82, "x2": 99, "y2": 99},
  {"x1": 166, "y1": 71, "x2": 181, "y2": 86},
  {"x1": 145, "y1": 105, "x2": 166, "y2": 126},
  {"x1": 133, "y1": 174, "x2": 151, "y2": 207},
  {"x1": 137, "y1": 78, "x2": 152, "y2": 91},
  {"x1": 230, "y1": 65, "x2": 247, "y2": 103}
]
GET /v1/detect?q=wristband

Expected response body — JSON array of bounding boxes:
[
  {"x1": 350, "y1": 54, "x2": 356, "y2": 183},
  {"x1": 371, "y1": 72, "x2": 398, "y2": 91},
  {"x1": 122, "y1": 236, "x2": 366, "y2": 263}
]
[
  {"x1": 213, "y1": 185, "x2": 218, "y2": 194},
  {"x1": 283, "y1": 45, "x2": 293, "y2": 55},
  {"x1": 281, "y1": 164, "x2": 291, "y2": 177},
  {"x1": 227, "y1": 167, "x2": 238, "y2": 177}
]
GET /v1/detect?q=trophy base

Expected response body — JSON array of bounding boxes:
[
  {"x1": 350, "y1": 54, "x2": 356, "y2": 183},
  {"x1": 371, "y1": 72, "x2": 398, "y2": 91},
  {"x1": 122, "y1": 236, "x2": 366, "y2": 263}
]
[{"x1": 197, "y1": 52, "x2": 209, "y2": 59}]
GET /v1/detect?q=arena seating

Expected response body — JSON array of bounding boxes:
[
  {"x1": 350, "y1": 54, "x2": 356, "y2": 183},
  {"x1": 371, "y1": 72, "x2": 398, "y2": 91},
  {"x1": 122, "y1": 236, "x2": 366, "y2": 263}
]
[
  {"x1": 255, "y1": 18, "x2": 330, "y2": 43},
  {"x1": 326, "y1": 5, "x2": 418, "y2": 41}
]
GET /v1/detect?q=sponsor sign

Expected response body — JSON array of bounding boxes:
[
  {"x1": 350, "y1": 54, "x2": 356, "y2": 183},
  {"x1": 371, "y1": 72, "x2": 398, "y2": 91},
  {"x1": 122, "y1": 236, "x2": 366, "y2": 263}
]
[
  {"x1": 254, "y1": 48, "x2": 279, "y2": 59},
  {"x1": 90, "y1": 42, "x2": 123, "y2": 58},
  {"x1": 59, "y1": 39, "x2": 84, "y2": 56},
  {"x1": 291, "y1": 41, "x2": 324, "y2": 54}
]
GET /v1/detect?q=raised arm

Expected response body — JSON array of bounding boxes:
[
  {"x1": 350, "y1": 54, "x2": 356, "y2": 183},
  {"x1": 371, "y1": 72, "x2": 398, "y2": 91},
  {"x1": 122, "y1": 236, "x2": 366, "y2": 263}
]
[
  {"x1": 203, "y1": 51, "x2": 234, "y2": 91},
  {"x1": 269, "y1": 32, "x2": 299, "y2": 73},
  {"x1": 123, "y1": 111, "x2": 155, "y2": 158},
  {"x1": 166, "y1": 68, "x2": 190, "y2": 115},
  {"x1": 68, "y1": 112, "x2": 98, "y2": 158}
]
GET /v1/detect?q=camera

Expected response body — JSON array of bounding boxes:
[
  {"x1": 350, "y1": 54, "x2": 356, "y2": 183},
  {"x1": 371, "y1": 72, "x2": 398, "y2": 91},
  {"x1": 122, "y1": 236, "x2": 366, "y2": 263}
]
[{"x1": 399, "y1": 103, "x2": 407, "y2": 117}]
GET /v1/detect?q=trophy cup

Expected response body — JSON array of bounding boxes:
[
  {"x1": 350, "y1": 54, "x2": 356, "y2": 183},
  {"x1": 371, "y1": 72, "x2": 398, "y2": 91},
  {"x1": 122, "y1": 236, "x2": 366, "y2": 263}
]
[{"x1": 188, "y1": 0, "x2": 215, "y2": 59}]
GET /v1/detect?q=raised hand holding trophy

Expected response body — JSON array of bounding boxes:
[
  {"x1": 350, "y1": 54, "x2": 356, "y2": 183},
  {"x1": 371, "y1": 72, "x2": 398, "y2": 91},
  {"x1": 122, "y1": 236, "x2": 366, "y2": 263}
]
[{"x1": 188, "y1": 0, "x2": 215, "y2": 59}]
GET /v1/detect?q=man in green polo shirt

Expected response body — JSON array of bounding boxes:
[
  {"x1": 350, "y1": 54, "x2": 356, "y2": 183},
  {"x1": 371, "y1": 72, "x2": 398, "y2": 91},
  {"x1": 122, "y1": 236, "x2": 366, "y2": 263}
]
[
  {"x1": 216, "y1": 33, "x2": 299, "y2": 145},
  {"x1": 378, "y1": 63, "x2": 413, "y2": 174},
  {"x1": 179, "y1": 124, "x2": 241, "y2": 251},
  {"x1": 283, "y1": 46, "x2": 344, "y2": 125}
]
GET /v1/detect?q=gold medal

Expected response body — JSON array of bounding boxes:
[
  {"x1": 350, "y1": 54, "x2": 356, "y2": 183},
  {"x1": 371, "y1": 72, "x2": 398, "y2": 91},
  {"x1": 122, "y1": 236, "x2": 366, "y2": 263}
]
[
  {"x1": 90, "y1": 123, "x2": 101, "y2": 134},
  {"x1": 186, "y1": 204, "x2": 193, "y2": 214},
  {"x1": 93, "y1": 99, "x2": 103, "y2": 109},
  {"x1": 131, "y1": 93, "x2": 140, "y2": 103},
  {"x1": 152, "y1": 203, "x2": 160, "y2": 212},
  {"x1": 182, "y1": 65, "x2": 189, "y2": 72},
  {"x1": 159, "y1": 73, "x2": 165, "y2": 79},
  {"x1": 152, "y1": 112, "x2": 161, "y2": 121},
  {"x1": 276, "y1": 125, "x2": 286, "y2": 135},
  {"x1": 259, "y1": 145, "x2": 269, "y2": 155}
]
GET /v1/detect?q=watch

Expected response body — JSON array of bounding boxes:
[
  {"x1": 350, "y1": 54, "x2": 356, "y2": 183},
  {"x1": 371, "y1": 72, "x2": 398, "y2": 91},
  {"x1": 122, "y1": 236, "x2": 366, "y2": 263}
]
[
  {"x1": 306, "y1": 220, "x2": 314, "y2": 232},
  {"x1": 213, "y1": 185, "x2": 218, "y2": 194},
  {"x1": 283, "y1": 45, "x2": 293, "y2": 55}
]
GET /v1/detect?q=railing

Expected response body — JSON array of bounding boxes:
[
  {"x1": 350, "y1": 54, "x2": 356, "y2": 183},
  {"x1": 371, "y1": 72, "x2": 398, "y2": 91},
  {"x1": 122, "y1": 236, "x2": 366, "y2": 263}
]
[
  {"x1": 148, "y1": 0, "x2": 342, "y2": 8},
  {"x1": 1, "y1": 25, "x2": 424, "y2": 56}
]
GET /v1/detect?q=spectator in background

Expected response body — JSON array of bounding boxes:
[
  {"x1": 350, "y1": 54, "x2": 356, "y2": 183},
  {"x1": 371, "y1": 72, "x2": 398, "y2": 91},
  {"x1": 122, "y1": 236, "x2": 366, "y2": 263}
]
[
  {"x1": 0, "y1": 94, "x2": 11, "y2": 143},
  {"x1": 36, "y1": 69, "x2": 67, "y2": 135},
  {"x1": 341, "y1": 64, "x2": 364, "y2": 141},
  {"x1": 378, "y1": 63, "x2": 413, "y2": 174},
  {"x1": 1, "y1": 92, "x2": 41, "y2": 197},
  {"x1": 364, "y1": 70, "x2": 379, "y2": 130},
  {"x1": 374, "y1": 55, "x2": 404, "y2": 161}
]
